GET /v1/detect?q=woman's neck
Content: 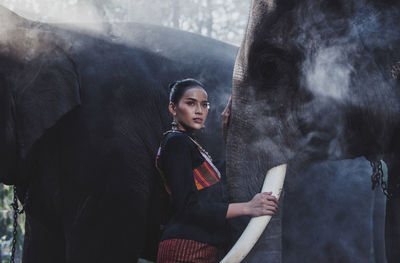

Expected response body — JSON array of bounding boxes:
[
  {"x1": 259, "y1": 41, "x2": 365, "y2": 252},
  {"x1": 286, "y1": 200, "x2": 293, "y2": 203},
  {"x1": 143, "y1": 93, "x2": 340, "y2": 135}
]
[{"x1": 176, "y1": 123, "x2": 196, "y2": 136}]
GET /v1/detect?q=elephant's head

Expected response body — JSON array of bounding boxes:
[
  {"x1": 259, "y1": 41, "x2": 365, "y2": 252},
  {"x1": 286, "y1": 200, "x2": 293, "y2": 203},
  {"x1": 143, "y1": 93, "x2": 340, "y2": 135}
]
[
  {"x1": 223, "y1": 0, "x2": 400, "y2": 261},
  {"x1": 0, "y1": 6, "x2": 81, "y2": 185}
]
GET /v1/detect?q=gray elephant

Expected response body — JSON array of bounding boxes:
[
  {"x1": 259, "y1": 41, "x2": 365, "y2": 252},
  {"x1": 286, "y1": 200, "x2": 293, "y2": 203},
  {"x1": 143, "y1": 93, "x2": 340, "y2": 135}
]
[
  {"x1": 225, "y1": 0, "x2": 400, "y2": 262},
  {"x1": 0, "y1": 6, "x2": 235, "y2": 262}
]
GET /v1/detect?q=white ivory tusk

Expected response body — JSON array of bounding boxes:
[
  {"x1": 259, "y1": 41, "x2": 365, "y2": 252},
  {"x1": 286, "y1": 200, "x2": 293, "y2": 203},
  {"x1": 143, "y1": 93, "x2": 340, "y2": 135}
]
[{"x1": 220, "y1": 163, "x2": 287, "y2": 263}]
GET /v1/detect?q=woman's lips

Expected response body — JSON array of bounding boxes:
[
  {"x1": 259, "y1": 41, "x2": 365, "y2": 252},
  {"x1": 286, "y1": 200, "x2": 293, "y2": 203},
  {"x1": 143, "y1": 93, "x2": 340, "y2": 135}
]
[{"x1": 193, "y1": 118, "x2": 203, "y2": 123}]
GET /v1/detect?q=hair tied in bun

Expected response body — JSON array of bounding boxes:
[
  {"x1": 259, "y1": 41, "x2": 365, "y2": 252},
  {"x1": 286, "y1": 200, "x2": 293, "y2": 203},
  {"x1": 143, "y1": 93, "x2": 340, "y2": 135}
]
[
  {"x1": 168, "y1": 78, "x2": 206, "y2": 104},
  {"x1": 168, "y1": 81, "x2": 178, "y2": 91}
]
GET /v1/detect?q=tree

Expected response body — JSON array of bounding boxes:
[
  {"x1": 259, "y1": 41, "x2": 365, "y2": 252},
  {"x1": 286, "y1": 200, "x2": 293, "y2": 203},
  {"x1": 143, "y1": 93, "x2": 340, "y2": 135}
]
[
  {"x1": 171, "y1": 0, "x2": 180, "y2": 29},
  {"x1": 0, "y1": 185, "x2": 25, "y2": 262}
]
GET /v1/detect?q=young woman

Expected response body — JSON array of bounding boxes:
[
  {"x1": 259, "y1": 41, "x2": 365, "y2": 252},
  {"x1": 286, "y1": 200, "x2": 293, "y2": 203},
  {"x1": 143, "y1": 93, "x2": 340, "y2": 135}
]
[{"x1": 155, "y1": 79, "x2": 278, "y2": 263}]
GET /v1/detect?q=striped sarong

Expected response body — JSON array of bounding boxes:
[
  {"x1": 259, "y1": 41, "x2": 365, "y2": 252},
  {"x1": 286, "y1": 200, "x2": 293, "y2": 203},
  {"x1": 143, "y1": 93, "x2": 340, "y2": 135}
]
[{"x1": 157, "y1": 238, "x2": 218, "y2": 263}]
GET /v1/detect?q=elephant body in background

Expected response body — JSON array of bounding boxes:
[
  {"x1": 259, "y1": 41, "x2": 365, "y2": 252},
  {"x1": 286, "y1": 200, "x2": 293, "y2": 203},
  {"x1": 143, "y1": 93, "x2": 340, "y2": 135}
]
[
  {"x1": 0, "y1": 6, "x2": 235, "y2": 262},
  {"x1": 226, "y1": 0, "x2": 400, "y2": 262},
  {"x1": 282, "y1": 158, "x2": 387, "y2": 263}
]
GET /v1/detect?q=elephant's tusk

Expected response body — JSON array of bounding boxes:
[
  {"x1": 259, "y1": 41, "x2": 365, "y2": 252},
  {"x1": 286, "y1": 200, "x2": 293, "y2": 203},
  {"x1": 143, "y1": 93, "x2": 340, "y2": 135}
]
[{"x1": 220, "y1": 163, "x2": 287, "y2": 263}]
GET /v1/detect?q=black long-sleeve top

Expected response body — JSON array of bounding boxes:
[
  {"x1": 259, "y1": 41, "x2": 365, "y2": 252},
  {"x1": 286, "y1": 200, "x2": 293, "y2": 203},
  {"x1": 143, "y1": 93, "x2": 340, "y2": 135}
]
[{"x1": 156, "y1": 130, "x2": 230, "y2": 247}]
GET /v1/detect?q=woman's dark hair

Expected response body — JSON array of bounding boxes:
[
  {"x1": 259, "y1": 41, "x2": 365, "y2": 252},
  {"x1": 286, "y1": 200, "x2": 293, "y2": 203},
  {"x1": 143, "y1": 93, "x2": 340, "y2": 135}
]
[{"x1": 169, "y1": 78, "x2": 207, "y2": 104}]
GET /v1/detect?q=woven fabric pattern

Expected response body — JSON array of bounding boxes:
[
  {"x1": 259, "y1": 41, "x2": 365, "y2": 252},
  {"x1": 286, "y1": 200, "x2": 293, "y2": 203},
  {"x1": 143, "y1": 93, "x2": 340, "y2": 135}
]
[
  {"x1": 157, "y1": 238, "x2": 218, "y2": 263},
  {"x1": 193, "y1": 160, "x2": 220, "y2": 190}
]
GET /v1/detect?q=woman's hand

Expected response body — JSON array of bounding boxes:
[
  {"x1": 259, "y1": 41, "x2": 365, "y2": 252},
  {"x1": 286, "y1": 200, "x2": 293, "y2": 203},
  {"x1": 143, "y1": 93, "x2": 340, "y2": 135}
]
[
  {"x1": 221, "y1": 95, "x2": 232, "y2": 142},
  {"x1": 226, "y1": 191, "x2": 279, "y2": 219},
  {"x1": 245, "y1": 192, "x2": 279, "y2": 217}
]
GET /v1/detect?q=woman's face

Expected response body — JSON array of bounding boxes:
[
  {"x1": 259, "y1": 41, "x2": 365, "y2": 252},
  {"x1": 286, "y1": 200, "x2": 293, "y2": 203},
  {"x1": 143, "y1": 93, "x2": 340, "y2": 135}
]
[{"x1": 169, "y1": 87, "x2": 209, "y2": 132}]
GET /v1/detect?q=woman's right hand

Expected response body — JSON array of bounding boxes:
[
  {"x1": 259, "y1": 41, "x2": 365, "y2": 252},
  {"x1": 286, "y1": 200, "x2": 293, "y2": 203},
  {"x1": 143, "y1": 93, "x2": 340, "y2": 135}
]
[{"x1": 245, "y1": 192, "x2": 279, "y2": 217}]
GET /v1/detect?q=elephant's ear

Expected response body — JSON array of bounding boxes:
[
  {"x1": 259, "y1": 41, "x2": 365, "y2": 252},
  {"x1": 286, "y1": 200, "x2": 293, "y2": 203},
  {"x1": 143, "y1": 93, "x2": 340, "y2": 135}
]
[{"x1": 15, "y1": 49, "x2": 81, "y2": 158}]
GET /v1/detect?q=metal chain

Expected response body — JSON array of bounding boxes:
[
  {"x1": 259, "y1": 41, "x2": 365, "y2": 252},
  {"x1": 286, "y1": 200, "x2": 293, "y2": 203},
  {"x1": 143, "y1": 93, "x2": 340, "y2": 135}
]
[
  {"x1": 370, "y1": 160, "x2": 394, "y2": 199},
  {"x1": 370, "y1": 160, "x2": 382, "y2": 190},
  {"x1": 391, "y1": 61, "x2": 400, "y2": 80},
  {"x1": 10, "y1": 186, "x2": 29, "y2": 263}
]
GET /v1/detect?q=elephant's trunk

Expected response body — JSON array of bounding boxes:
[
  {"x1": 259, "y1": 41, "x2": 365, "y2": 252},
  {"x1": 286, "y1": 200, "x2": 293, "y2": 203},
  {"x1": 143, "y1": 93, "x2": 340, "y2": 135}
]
[
  {"x1": 225, "y1": 1, "x2": 290, "y2": 262},
  {"x1": 220, "y1": 164, "x2": 287, "y2": 263}
]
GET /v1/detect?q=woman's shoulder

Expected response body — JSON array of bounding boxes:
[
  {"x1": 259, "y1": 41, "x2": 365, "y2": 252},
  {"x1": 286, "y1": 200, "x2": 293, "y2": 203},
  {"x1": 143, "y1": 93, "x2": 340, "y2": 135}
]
[{"x1": 162, "y1": 131, "x2": 194, "y2": 149}]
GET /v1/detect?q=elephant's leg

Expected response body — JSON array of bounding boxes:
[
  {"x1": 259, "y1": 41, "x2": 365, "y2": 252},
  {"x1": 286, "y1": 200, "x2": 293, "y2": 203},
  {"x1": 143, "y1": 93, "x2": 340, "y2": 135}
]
[
  {"x1": 20, "y1": 157, "x2": 66, "y2": 263},
  {"x1": 283, "y1": 159, "x2": 381, "y2": 263},
  {"x1": 22, "y1": 210, "x2": 66, "y2": 262},
  {"x1": 372, "y1": 187, "x2": 386, "y2": 263},
  {"x1": 140, "y1": 180, "x2": 168, "y2": 262},
  {"x1": 63, "y1": 191, "x2": 148, "y2": 263},
  {"x1": 385, "y1": 198, "x2": 400, "y2": 263},
  {"x1": 383, "y1": 153, "x2": 400, "y2": 263}
]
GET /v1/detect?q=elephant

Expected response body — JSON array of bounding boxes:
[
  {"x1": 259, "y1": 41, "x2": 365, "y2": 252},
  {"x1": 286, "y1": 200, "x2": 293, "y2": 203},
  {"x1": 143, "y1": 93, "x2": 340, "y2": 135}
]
[
  {"x1": 0, "y1": 3, "x2": 395, "y2": 263},
  {"x1": 0, "y1": 6, "x2": 236, "y2": 262},
  {"x1": 225, "y1": 0, "x2": 400, "y2": 262}
]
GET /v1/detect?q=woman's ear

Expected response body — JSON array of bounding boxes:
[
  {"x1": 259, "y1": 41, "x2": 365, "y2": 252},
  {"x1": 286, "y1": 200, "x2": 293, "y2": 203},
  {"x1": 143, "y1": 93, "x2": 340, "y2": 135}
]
[{"x1": 168, "y1": 102, "x2": 176, "y2": 116}]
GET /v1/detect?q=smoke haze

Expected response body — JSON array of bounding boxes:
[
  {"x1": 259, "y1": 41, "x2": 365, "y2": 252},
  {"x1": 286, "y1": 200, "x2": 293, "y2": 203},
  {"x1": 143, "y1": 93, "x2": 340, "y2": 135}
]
[{"x1": 0, "y1": 0, "x2": 250, "y2": 45}]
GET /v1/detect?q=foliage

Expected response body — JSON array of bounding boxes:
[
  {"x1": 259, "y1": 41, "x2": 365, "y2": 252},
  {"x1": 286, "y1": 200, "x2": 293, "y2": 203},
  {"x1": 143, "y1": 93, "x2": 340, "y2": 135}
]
[{"x1": 0, "y1": 185, "x2": 25, "y2": 262}]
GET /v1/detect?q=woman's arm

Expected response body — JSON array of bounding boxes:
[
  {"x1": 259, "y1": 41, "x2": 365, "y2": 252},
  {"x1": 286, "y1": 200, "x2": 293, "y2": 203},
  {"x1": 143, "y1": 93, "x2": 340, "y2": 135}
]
[{"x1": 226, "y1": 192, "x2": 279, "y2": 219}]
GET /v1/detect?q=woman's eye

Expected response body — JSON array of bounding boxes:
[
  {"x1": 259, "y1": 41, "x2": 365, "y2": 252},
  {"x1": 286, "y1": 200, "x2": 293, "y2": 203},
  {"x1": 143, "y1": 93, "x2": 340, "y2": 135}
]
[
  {"x1": 187, "y1": 101, "x2": 195, "y2": 106},
  {"x1": 202, "y1": 103, "x2": 210, "y2": 109}
]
